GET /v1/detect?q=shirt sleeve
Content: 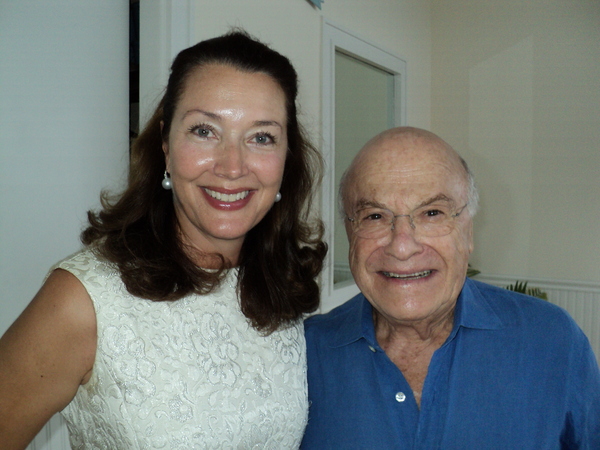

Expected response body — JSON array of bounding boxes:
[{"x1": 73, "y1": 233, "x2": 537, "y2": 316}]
[{"x1": 562, "y1": 325, "x2": 600, "y2": 449}]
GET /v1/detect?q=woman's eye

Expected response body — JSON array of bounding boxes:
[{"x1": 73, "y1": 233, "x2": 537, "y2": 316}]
[
  {"x1": 189, "y1": 124, "x2": 215, "y2": 138},
  {"x1": 252, "y1": 132, "x2": 276, "y2": 145},
  {"x1": 197, "y1": 128, "x2": 212, "y2": 137}
]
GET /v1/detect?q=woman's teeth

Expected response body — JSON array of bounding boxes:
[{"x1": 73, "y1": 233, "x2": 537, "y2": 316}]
[
  {"x1": 382, "y1": 270, "x2": 432, "y2": 280},
  {"x1": 204, "y1": 188, "x2": 249, "y2": 202}
]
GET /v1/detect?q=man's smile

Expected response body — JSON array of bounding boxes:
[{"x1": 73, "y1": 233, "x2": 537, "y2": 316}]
[{"x1": 381, "y1": 270, "x2": 432, "y2": 280}]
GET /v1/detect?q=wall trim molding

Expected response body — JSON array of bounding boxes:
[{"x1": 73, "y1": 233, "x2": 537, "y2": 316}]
[
  {"x1": 474, "y1": 273, "x2": 600, "y2": 294},
  {"x1": 332, "y1": 264, "x2": 599, "y2": 362}
]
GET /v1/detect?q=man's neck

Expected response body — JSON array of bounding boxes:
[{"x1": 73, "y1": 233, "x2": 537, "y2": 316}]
[
  {"x1": 373, "y1": 306, "x2": 455, "y2": 346},
  {"x1": 373, "y1": 307, "x2": 455, "y2": 409}
]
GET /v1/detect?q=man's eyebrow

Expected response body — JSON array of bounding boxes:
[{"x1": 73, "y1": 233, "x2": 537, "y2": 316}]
[
  {"x1": 353, "y1": 199, "x2": 388, "y2": 210},
  {"x1": 415, "y1": 194, "x2": 455, "y2": 208},
  {"x1": 352, "y1": 194, "x2": 456, "y2": 211}
]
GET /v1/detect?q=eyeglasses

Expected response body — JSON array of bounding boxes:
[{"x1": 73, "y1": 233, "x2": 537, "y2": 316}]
[{"x1": 346, "y1": 203, "x2": 469, "y2": 239}]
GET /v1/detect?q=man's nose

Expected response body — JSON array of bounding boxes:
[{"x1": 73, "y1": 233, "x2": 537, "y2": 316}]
[
  {"x1": 391, "y1": 214, "x2": 416, "y2": 234},
  {"x1": 384, "y1": 215, "x2": 423, "y2": 260},
  {"x1": 214, "y1": 140, "x2": 247, "y2": 179}
]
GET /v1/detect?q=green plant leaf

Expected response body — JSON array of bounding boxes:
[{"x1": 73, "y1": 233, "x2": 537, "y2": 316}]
[
  {"x1": 505, "y1": 280, "x2": 548, "y2": 300},
  {"x1": 467, "y1": 264, "x2": 480, "y2": 278},
  {"x1": 467, "y1": 266, "x2": 548, "y2": 300}
]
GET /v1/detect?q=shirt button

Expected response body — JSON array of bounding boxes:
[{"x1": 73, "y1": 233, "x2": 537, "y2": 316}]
[
  {"x1": 368, "y1": 345, "x2": 376, "y2": 353},
  {"x1": 395, "y1": 392, "x2": 406, "y2": 402}
]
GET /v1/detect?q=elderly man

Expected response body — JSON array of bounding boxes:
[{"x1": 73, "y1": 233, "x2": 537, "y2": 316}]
[{"x1": 301, "y1": 127, "x2": 600, "y2": 449}]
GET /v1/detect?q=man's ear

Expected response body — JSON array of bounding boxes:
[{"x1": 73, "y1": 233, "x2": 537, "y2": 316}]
[{"x1": 467, "y1": 220, "x2": 474, "y2": 254}]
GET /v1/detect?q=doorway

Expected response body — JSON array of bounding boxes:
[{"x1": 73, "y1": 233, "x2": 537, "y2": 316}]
[{"x1": 321, "y1": 21, "x2": 407, "y2": 312}]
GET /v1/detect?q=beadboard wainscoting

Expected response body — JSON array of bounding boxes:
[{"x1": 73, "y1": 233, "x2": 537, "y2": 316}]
[
  {"x1": 475, "y1": 274, "x2": 600, "y2": 364},
  {"x1": 28, "y1": 414, "x2": 69, "y2": 450}
]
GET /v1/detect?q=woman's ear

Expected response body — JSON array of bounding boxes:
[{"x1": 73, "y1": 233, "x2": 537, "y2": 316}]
[{"x1": 160, "y1": 121, "x2": 170, "y2": 171}]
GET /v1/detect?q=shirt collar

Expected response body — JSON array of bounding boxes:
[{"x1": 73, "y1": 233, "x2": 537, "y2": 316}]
[
  {"x1": 330, "y1": 277, "x2": 504, "y2": 348},
  {"x1": 330, "y1": 293, "x2": 376, "y2": 348}
]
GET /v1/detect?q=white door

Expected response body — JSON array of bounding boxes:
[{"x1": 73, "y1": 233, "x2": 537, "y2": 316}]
[{"x1": 321, "y1": 21, "x2": 407, "y2": 312}]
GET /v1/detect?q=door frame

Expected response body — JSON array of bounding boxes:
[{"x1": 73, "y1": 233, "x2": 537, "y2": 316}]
[{"x1": 320, "y1": 19, "x2": 407, "y2": 312}]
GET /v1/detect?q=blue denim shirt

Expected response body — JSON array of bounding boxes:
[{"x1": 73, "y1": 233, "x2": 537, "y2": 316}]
[{"x1": 301, "y1": 278, "x2": 600, "y2": 449}]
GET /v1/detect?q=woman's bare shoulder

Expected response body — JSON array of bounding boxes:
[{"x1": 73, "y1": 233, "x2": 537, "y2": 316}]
[{"x1": 0, "y1": 268, "x2": 97, "y2": 448}]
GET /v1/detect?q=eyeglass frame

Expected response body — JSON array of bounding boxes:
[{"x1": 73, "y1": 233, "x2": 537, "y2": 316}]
[{"x1": 345, "y1": 202, "x2": 470, "y2": 239}]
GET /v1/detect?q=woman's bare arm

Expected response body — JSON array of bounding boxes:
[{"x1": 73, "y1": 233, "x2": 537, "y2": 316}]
[{"x1": 0, "y1": 269, "x2": 96, "y2": 449}]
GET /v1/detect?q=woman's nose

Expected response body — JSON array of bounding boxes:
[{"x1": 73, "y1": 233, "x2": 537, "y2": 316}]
[{"x1": 214, "y1": 140, "x2": 247, "y2": 179}]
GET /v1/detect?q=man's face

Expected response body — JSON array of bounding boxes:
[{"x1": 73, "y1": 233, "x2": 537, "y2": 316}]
[{"x1": 344, "y1": 135, "x2": 474, "y2": 327}]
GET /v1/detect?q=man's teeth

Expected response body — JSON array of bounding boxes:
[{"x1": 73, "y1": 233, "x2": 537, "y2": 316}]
[
  {"x1": 204, "y1": 188, "x2": 249, "y2": 202},
  {"x1": 382, "y1": 270, "x2": 431, "y2": 279}
]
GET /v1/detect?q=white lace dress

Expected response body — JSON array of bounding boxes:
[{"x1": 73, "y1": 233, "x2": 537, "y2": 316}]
[{"x1": 55, "y1": 249, "x2": 308, "y2": 449}]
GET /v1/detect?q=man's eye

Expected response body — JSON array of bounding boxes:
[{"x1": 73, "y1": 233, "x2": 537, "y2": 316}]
[
  {"x1": 360, "y1": 211, "x2": 386, "y2": 222},
  {"x1": 421, "y1": 208, "x2": 448, "y2": 221}
]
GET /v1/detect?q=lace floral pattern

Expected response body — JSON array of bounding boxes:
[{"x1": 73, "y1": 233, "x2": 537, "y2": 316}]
[{"x1": 57, "y1": 249, "x2": 308, "y2": 449}]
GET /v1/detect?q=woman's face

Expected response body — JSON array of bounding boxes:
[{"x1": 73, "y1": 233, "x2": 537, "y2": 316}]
[{"x1": 163, "y1": 63, "x2": 288, "y2": 264}]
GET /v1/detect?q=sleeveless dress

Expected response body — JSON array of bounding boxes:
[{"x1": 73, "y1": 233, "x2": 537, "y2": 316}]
[{"x1": 55, "y1": 249, "x2": 308, "y2": 449}]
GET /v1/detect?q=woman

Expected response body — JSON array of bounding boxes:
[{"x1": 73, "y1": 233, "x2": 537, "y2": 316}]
[{"x1": 0, "y1": 31, "x2": 326, "y2": 448}]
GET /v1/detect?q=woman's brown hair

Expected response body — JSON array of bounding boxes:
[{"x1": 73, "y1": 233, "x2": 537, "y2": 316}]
[{"x1": 82, "y1": 30, "x2": 327, "y2": 333}]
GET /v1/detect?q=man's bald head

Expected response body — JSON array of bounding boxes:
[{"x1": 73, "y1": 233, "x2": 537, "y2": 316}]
[{"x1": 339, "y1": 127, "x2": 478, "y2": 219}]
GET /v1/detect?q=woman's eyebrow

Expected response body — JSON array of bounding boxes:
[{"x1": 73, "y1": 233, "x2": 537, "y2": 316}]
[
  {"x1": 253, "y1": 120, "x2": 283, "y2": 129},
  {"x1": 182, "y1": 108, "x2": 220, "y2": 121},
  {"x1": 181, "y1": 110, "x2": 283, "y2": 130}
]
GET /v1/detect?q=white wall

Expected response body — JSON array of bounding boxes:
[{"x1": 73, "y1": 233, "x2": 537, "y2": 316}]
[
  {"x1": 1, "y1": 0, "x2": 595, "y2": 445},
  {"x1": 431, "y1": 0, "x2": 600, "y2": 284},
  {"x1": 0, "y1": 1, "x2": 129, "y2": 336},
  {"x1": 139, "y1": 0, "x2": 432, "y2": 141},
  {"x1": 0, "y1": 1, "x2": 129, "y2": 447}
]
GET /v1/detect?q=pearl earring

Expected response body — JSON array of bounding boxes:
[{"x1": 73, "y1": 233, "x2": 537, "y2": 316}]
[
  {"x1": 274, "y1": 192, "x2": 282, "y2": 202},
  {"x1": 162, "y1": 171, "x2": 172, "y2": 190}
]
